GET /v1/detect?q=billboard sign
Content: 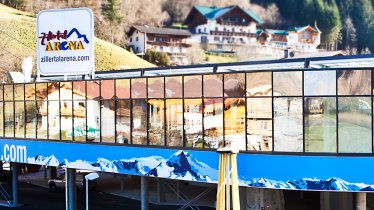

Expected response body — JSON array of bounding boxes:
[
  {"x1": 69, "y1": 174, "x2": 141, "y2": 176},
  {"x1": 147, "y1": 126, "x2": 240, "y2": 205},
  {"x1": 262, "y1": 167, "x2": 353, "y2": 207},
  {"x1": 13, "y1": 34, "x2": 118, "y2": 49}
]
[{"x1": 37, "y1": 8, "x2": 94, "y2": 75}]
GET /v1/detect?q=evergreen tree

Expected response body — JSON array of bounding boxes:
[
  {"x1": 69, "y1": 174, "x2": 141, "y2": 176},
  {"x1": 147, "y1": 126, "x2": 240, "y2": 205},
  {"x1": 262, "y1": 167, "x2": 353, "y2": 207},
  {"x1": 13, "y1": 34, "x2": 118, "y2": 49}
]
[{"x1": 102, "y1": 0, "x2": 123, "y2": 43}]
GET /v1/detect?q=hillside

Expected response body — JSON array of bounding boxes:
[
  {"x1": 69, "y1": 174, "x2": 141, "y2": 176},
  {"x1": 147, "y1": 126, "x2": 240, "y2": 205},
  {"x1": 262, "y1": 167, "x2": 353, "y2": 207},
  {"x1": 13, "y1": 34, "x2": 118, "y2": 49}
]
[{"x1": 0, "y1": 3, "x2": 154, "y2": 73}]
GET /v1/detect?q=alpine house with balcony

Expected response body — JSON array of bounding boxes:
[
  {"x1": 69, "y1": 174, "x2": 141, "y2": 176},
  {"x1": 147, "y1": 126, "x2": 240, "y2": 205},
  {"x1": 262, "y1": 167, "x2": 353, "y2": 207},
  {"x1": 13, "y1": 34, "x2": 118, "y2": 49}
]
[{"x1": 184, "y1": 5, "x2": 264, "y2": 54}]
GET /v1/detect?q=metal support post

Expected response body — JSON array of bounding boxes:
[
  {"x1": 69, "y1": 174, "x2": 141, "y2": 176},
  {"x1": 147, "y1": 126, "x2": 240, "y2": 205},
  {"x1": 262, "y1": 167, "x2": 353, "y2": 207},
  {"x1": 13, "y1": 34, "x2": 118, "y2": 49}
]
[
  {"x1": 356, "y1": 192, "x2": 366, "y2": 210},
  {"x1": 66, "y1": 168, "x2": 76, "y2": 210},
  {"x1": 11, "y1": 163, "x2": 18, "y2": 206},
  {"x1": 141, "y1": 176, "x2": 149, "y2": 210}
]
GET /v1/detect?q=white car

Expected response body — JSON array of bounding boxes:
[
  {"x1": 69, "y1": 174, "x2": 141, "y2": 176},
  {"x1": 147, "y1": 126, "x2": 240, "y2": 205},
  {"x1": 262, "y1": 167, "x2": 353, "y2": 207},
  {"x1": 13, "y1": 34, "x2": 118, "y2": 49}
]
[{"x1": 48, "y1": 171, "x2": 97, "y2": 192}]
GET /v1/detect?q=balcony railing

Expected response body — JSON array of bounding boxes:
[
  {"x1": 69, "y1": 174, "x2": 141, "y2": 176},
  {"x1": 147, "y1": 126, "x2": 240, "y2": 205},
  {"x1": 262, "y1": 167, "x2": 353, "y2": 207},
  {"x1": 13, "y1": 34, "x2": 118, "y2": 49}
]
[
  {"x1": 210, "y1": 30, "x2": 256, "y2": 38},
  {"x1": 147, "y1": 41, "x2": 191, "y2": 48}
]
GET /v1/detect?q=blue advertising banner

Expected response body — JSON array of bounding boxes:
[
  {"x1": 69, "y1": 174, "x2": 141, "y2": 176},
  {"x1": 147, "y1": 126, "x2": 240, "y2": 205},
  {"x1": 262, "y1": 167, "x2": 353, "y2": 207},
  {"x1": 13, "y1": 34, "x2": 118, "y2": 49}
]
[{"x1": 0, "y1": 139, "x2": 373, "y2": 192}]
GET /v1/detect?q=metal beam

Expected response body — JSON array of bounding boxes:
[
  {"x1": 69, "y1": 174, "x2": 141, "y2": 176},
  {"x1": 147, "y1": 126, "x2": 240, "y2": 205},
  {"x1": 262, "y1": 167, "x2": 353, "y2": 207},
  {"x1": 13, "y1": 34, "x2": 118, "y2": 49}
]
[
  {"x1": 66, "y1": 168, "x2": 76, "y2": 210},
  {"x1": 141, "y1": 176, "x2": 149, "y2": 210}
]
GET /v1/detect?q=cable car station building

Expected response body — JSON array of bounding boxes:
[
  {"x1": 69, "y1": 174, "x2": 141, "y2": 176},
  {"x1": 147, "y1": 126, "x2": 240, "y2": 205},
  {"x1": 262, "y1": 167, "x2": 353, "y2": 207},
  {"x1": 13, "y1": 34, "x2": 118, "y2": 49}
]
[{"x1": 1, "y1": 54, "x2": 374, "y2": 209}]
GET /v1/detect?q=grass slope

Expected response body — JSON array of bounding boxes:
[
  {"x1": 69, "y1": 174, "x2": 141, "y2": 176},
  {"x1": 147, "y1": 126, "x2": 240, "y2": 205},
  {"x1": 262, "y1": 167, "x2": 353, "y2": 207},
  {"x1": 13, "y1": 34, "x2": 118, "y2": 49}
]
[{"x1": 0, "y1": 3, "x2": 154, "y2": 73}]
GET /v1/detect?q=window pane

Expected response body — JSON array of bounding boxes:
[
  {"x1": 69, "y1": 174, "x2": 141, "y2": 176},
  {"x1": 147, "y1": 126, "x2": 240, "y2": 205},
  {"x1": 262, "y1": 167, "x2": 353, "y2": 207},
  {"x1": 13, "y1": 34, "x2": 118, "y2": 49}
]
[
  {"x1": 25, "y1": 101, "x2": 36, "y2": 138},
  {"x1": 73, "y1": 100, "x2": 86, "y2": 142},
  {"x1": 101, "y1": 80, "x2": 115, "y2": 99},
  {"x1": 246, "y1": 72, "x2": 272, "y2": 97},
  {"x1": 224, "y1": 73, "x2": 245, "y2": 97},
  {"x1": 116, "y1": 79, "x2": 130, "y2": 99},
  {"x1": 15, "y1": 101, "x2": 24, "y2": 138},
  {"x1": 0, "y1": 85, "x2": 2, "y2": 101},
  {"x1": 25, "y1": 84, "x2": 35, "y2": 100},
  {"x1": 304, "y1": 71, "x2": 336, "y2": 95},
  {"x1": 338, "y1": 97, "x2": 371, "y2": 153},
  {"x1": 184, "y1": 76, "x2": 202, "y2": 97},
  {"x1": 131, "y1": 78, "x2": 146, "y2": 98},
  {"x1": 116, "y1": 100, "x2": 130, "y2": 144},
  {"x1": 4, "y1": 102, "x2": 14, "y2": 137},
  {"x1": 148, "y1": 78, "x2": 164, "y2": 98},
  {"x1": 273, "y1": 71, "x2": 302, "y2": 96},
  {"x1": 14, "y1": 84, "x2": 24, "y2": 101},
  {"x1": 4, "y1": 85, "x2": 13, "y2": 101},
  {"x1": 304, "y1": 97, "x2": 336, "y2": 152},
  {"x1": 60, "y1": 82, "x2": 72, "y2": 100},
  {"x1": 247, "y1": 98, "x2": 272, "y2": 151},
  {"x1": 204, "y1": 98, "x2": 223, "y2": 148},
  {"x1": 165, "y1": 77, "x2": 182, "y2": 98},
  {"x1": 204, "y1": 74, "x2": 223, "y2": 97},
  {"x1": 166, "y1": 99, "x2": 183, "y2": 147},
  {"x1": 86, "y1": 100, "x2": 100, "y2": 142},
  {"x1": 184, "y1": 99, "x2": 203, "y2": 148},
  {"x1": 86, "y1": 81, "x2": 100, "y2": 99},
  {"x1": 338, "y1": 70, "x2": 371, "y2": 95},
  {"x1": 48, "y1": 82, "x2": 59, "y2": 101},
  {"x1": 36, "y1": 101, "x2": 46, "y2": 139},
  {"x1": 48, "y1": 101, "x2": 60, "y2": 140},
  {"x1": 274, "y1": 97, "x2": 303, "y2": 152},
  {"x1": 36, "y1": 83, "x2": 48, "y2": 100},
  {"x1": 0, "y1": 102, "x2": 3, "y2": 136},
  {"x1": 73, "y1": 81, "x2": 86, "y2": 100},
  {"x1": 149, "y1": 99, "x2": 165, "y2": 145},
  {"x1": 101, "y1": 100, "x2": 115, "y2": 143},
  {"x1": 224, "y1": 98, "x2": 245, "y2": 150},
  {"x1": 132, "y1": 99, "x2": 147, "y2": 144},
  {"x1": 61, "y1": 101, "x2": 73, "y2": 141}
]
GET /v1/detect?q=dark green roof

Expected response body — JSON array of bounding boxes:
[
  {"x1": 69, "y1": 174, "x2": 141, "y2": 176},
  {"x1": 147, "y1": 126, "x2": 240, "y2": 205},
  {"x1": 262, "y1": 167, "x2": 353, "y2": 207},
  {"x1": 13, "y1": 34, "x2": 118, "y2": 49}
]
[
  {"x1": 193, "y1": 5, "x2": 264, "y2": 24},
  {"x1": 266, "y1": 29, "x2": 288, "y2": 35}
]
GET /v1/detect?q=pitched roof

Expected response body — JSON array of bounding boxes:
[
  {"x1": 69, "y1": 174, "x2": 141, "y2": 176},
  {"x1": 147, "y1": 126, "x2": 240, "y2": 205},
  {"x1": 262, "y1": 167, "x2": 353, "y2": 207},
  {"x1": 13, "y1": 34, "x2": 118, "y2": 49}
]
[
  {"x1": 193, "y1": 5, "x2": 263, "y2": 24},
  {"x1": 288, "y1": 25, "x2": 321, "y2": 33},
  {"x1": 130, "y1": 25, "x2": 192, "y2": 36},
  {"x1": 266, "y1": 29, "x2": 288, "y2": 35}
]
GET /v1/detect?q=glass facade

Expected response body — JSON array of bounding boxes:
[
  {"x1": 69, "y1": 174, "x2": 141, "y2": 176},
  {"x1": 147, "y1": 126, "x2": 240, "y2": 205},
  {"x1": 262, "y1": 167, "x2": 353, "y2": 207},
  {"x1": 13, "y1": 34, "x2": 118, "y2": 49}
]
[{"x1": 0, "y1": 69, "x2": 373, "y2": 154}]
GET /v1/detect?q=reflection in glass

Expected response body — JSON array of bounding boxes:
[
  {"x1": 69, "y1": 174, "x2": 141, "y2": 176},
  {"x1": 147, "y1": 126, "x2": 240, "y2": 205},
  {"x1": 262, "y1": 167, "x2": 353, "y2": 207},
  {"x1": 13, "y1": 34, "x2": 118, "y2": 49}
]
[
  {"x1": 15, "y1": 102, "x2": 24, "y2": 138},
  {"x1": 166, "y1": 99, "x2": 183, "y2": 147},
  {"x1": 273, "y1": 72, "x2": 302, "y2": 96},
  {"x1": 148, "y1": 78, "x2": 164, "y2": 98},
  {"x1": 338, "y1": 70, "x2": 371, "y2": 95},
  {"x1": 4, "y1": 102, "x2": 14, "y2": 137},
  {"x1": 86, "y1": 81, "x2": 100, "y2": 99},
  {"x1": 14, "y1": 84, "x2": 24, "y2": 101},
  {"x1": 48, "y1": 101, "x2": 60, "y2": 140},
  {"x1": 59, "y1": 82, "x2": 72, "y2": 100},
  {"x1": 165, "y1": 77, "x2": 182, "y2": 98},
  {"x1": 132, "y1": 99, "x2": 147, "y2": 144},
  {"x1": 131, "y1": 78, "x2": 146, "y2": 98},
  {"x1": 73, "y1": 100, "x2": 86, "y2": 142},
  {"x1": 4, "y1": 85, "x2": 13, "y2": 101},
  {"x1": 25, "y1": 101, "x2": 36, "y2": 138},
  {"x1": 116, "y1": 100, "x2": 130, "y2": 144},
  {"x1": 36, "y1": 100, "x2": 48, "y2": 139},
  {"x1": 247, "y1": 72, "x2": 272, "y2": 96},
  {"x1": 86, "y1": 99, "x2": 100, "y2": 142},
  {"x1": 148, "y1": 99, "x2": 165, "y2": 145},
  {"x1": 304, "y1": 71, "x2": 336, "y2": 95},
  {"x1": 224, "y1": 98, "x2": 245, "y2": 150},
  {"x1": 36, "y1": 83, "x2": 48, "y2": 100},
  {"x1": 224, "y1": 73, "x2": 245, "y2": 97},
  {"x1": 0, "y1": 86, "x2": 2, "y2": 101},
  {"x1": 184, "y1": 99, "x2": 203, "y2": 148},
  {"x1": 101, "y1": 80, "x2": 114, "y2": 99},
  {"x1": 338, "y1": 97, "x2": 371, "y2": 153},
  {"x1": 304, "y1": 97, "x2": 336, "y2": 152},
  {"x1": 47, "y1": 83, "x2": 59, "y2": 100},
  {"x1": 204, "y1": 98, "x2": 223, "y2": 148},
  {"x1": 0, "y1": 102, "x2": 3, "y2": 136},
  {"x1": 116, "y1": 79, "x2": 130, "y2": 99},
  {"x1": 73, "y1": 81, "x2": 86, "y2": 100},
  {"x1": 184, "y1": 76, "x2": 202, "y2": 97},
  {"x1": 25, "y1": 84, "x2": 35, "y2": 100},
  {"x1": 101, "y1": 100, "x2": 115, "y2": 143},
  {"x1": 247, "y1": 98, "x2": 272, "y2": 151},
  {"x1": 274, "y1": 97, "x2": 303, "y2": 152},
  {"x1": 204, "y1": 74, "x2": 223, "y2": 97},
  {"x1": 60, "y1": 100, "x2": 73, "y2": 141}
]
